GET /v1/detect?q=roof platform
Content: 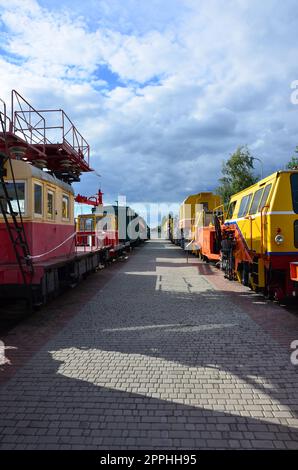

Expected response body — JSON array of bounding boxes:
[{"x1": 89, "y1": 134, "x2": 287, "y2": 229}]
[{"x1": 0, "y1": 90, "x2": 92, "y2": 183}]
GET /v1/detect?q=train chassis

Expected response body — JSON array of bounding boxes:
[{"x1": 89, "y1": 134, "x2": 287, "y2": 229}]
[{"x1": 0, "y1": 245, "x2": 128, "y2": 309}]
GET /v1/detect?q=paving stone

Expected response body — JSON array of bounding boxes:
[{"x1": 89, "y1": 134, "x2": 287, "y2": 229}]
[{"x1": 0, "y1": 241, "x2": 298, "y2": 450}]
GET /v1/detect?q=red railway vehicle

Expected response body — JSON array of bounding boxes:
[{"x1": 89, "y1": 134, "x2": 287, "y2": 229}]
[
  {"x1": 0, "y1": 90, "x2": 125, "y2": 308},
  {"x1": 75, "y1": 190, "x2": 126, "y2": 258}
]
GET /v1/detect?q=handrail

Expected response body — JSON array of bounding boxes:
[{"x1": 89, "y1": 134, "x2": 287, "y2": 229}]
[
  {"x1": 213, "y1": 204, "x2": 225, "y2": 222},
  {"x1": 260, "y1": 205, "x2": 269, "y2": 256},
  {"x1": 213, "y1": 204, "x2": 224, "y2": 212},
  {"x1": 35, "y1": 109, "x2": 90, "y2": 163},
  {"x1": 0, "y1": 98, "x2": 11, "y2": 136},
  {"x1": 244, "y1": 215, "x2": 253, "y2": 251}
]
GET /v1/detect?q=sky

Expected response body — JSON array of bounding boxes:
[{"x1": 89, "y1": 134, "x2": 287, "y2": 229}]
[{"x1": 1, "y1": 0, "x2": 298, "y2": 210}]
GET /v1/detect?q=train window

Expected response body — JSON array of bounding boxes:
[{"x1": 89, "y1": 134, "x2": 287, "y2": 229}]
[
  {"x1": 47, "y1": 191, "x2": 54, "y2": 219},
  {"x1": 295, "y1": 221, "x2": 298, "y2": 248},
  {"x1": 79, "y1": 217, "x2": 85, "y2": 231},
  {"x1": 0, "y1": 182, "x2": 25, "y2": 215},
  {"x1": 85, "y1": 218, "x2": 94, "y2": 231},
  {"x1": 238, "y1": 197, "x2": 247, "y2": 217},
  {"x1": 249, "y1": 188, "x2": 263, "y2": 214},
  {"x1": 238, "y1": 194, "x2": 252, "y2": 217},
  {"x1": 227, "y1": 201, "x2": 236, "y2": 219},
  {"x1": 34, "y1": 183, "x2": 43, "y2": 215},
  {"x1": 291, "y1": 174, "x2": 298, "y2": 214},
  {"x1": 62, "y1": 195, "x2": 69, "y2": 219},
  {"x1": 258, "y1": 184, "x2": 272, "y2": 211}
]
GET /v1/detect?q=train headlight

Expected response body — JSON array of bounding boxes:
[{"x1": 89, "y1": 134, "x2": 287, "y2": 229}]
[{"x1": 275, "y1": 234, "x2": 284, "y2": 245}]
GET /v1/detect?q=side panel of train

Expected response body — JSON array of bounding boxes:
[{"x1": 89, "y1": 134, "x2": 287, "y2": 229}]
[{"x1": 224, "y1": 171, "x2": 298, "y2": 300}]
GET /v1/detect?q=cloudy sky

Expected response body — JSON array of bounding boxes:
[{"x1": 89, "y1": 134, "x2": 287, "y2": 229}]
[{"x1": 0, "y1": 0, "x2": 298, "y2": 208}]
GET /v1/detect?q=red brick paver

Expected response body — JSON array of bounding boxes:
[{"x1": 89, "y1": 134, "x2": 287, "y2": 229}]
[
  {"x1": 199, "y1": 262, "x2": 298, "y2": 349},
  {"x1": 0, "y1": 241, "x2": 297, "y2": 450},
  {"x1": 0, "y1": 260, "x2": 128, "y2": 384}
]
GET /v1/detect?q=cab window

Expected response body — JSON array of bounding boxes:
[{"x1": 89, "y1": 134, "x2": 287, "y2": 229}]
[
  {"x1": 258, "y1": 184, "x2": 272, "y2": 211},
  {"x1": 0, "y1": 181, "x2": 25, "y2": 215},
  {"x1": 249, "y1": 188, "x2": 263, "y2": 214},
  {"x1": 227, "y1": 201, "x2": 236, "y2": 219},
  {"x1": 34, "y1": 183, "x2": 43, "y2": 215},
  {"x1": 62, "y1": 195, "x2": 69, "y2": 219},
  {"x1": 85, "y1": 218, "x2": 94, "y2": 231},
  {"x1": 238, "y1": 194, "x2": 252, "y2": 217}
]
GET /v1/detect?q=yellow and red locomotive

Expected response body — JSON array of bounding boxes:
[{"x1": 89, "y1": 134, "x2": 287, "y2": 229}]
[
  {"x1": 175, "y1": 170, "x2": 298, "y2": 301},
  {"x1": 221, "y1": 170, "x2": 298, "y2": 301}
]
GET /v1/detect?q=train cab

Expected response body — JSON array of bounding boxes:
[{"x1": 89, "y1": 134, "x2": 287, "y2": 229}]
[
  {"x1": 76, "y1": 207, "x2": 119, "y2": 250},
  {"x1": 178, "y1": 192, "x2": 221, "y2": 252},
  {"x1": 0, "y1": 159, "x2": 75, "y2": 286}
]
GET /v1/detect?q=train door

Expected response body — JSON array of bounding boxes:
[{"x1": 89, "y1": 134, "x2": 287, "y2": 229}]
[{"x1": 259, "y1": 183, "x2": 272, "y2": 255}]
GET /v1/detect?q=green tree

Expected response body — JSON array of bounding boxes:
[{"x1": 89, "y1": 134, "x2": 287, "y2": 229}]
[
  {"x1": 287, "y1": 147, "x2": 298, "y2": 169},
  {"x1": 217, "y1": 146, "x2": 258, "y2": 206}
]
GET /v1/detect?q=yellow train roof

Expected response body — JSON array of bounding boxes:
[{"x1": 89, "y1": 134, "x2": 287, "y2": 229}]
[
  {"x1": 229, "y1": 170, "x2": 298, "y2": 200},
  {"x1": 182, "y1": 192, "x2": 217, "y2": 205}
]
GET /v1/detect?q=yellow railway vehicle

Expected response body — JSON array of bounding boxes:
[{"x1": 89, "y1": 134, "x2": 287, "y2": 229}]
[
  {"x1": 178, "y1": 192, "x2": 221, "y2": 250},
  {"x1": 222, "y1": 170, "x2": 298, "y2": 300},
  {"x1": 160, "y1": 215, "x2": 170, "y2": 239}
]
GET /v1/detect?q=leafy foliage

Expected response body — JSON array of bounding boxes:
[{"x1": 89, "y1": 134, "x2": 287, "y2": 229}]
[
  {"x1": 287, "y1": 147, "x2": 298, "y2": 169},
  {"x1": 217, "y1": 146, "x2": 258, "y2": 205}
]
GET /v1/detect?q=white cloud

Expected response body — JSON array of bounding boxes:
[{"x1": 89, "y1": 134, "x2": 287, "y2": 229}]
[
  {"x1": 0, "y1": 0, "x2": 298, "y2": 205},
  {"x1": 1, "y1": 2, "x2": 101, "y2": 78}
]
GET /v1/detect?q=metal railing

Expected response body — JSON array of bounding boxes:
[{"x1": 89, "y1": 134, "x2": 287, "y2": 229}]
[
  {"x1": 35, "y1": 109, "x2": 90, "y2": 163},
  {"x1": 0, "y1": 98, "x2": 11, "y2": 138},
  {"x1": 10, "y1": 90, "x2": 89, "y2": 164},
  {"x1": 11, "y1": 90, "x2": 46, "y2": 150}
]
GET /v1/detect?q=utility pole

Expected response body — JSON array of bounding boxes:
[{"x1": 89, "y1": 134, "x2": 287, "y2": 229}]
[{"x1": 252, "y1": 156, "x2": 264, "y2": 179}]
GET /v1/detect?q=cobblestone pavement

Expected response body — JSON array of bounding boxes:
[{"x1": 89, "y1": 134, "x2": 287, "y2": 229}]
[{"x1": 0, "y1": 240, "x2": 298, "y2": 449}]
